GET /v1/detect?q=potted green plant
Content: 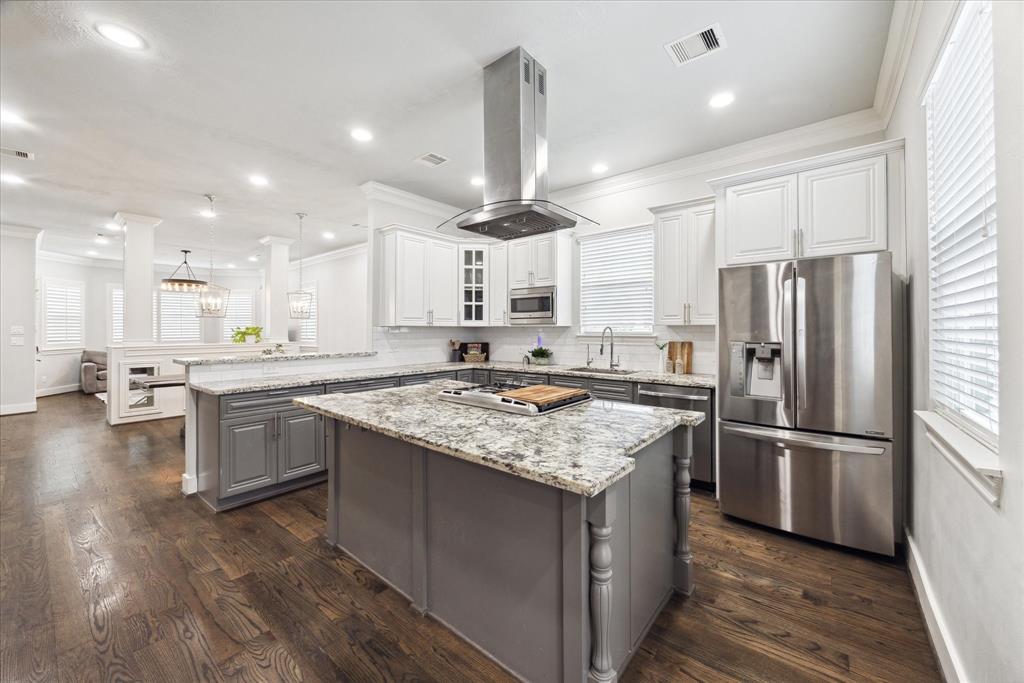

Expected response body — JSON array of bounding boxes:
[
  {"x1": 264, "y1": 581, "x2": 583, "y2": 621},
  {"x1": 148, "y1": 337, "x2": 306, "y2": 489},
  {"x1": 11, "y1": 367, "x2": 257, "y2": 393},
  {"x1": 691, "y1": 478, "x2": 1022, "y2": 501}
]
[
  {"x1": 530, "y1": 346, "x2": 553, "y2": 366},
  {"x1": 231, "y1": 325, "x2": 263, "y2": 344}
]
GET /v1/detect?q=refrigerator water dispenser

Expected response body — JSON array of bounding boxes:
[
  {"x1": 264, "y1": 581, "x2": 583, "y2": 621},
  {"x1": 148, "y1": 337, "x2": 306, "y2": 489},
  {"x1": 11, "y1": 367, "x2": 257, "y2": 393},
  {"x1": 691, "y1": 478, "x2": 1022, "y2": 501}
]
[{"x1": 729, "y1": 342, "x2": 783, "y2": 399}]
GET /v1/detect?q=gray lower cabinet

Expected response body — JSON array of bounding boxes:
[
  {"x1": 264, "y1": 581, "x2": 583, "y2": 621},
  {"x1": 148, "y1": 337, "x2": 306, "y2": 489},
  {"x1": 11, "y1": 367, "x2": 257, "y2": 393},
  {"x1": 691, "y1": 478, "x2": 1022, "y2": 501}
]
[
  {"x1": 491, "y1": 371, "x2": 548, "y2": 385},
  {"x1": 278, "y1": 408, "x2": 325, "y2": 482},
  {"x1": 470, "y1": 369, "x2": 490, "y2": 384},
  {"x1": 455, "y1": 369, "x2": 474, "y2": 381},
  {"x1": 589, "y1": 378, "x2": 635, "y2": 402},
  {"x1": 548, "y1": 375, "x2": 589, "y2": 390},
  {"x1": 220, "y1": 414, "x2": 278, "y2": 497},
  {"x1": 400, "y1": 371, "x2": 459, "y2": 386},
  {"x1": 327, "y1": 377, "x2": 401, "y2": 393}
]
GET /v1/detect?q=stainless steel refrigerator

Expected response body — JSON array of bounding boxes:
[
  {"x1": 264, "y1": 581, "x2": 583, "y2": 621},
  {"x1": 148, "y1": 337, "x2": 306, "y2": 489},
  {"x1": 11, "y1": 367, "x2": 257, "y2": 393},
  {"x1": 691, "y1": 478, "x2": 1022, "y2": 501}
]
[{"x1": 717, "y1": 252, "x2": 904, "y2": 556}]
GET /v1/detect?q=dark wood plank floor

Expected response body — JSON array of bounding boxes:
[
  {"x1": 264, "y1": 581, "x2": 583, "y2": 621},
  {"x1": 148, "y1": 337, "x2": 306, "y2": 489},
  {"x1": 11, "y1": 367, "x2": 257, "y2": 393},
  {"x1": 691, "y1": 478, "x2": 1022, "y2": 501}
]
[{"x1": 1, "y1": 392, "x2": 940, "y2": 682}]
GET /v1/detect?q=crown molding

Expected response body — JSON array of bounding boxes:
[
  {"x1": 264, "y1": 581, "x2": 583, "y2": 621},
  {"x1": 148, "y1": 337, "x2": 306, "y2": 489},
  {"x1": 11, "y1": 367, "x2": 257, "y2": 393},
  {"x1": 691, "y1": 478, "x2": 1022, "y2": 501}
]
[
  {"x1": 1, "y1": 224, "x2": 43, "y2": 239},
  {"x1": 874, "y1": 0, "x2": 924, "y2": 127},
  {"x1": 288, "y1": 241, "x2": 368, "y2": 268},
  {"x1": 360, "y1": 181, "x2": 463, "y2": 220},
  {"x1": 113, "y1": 212, "x2": 162, "y2": 228},
  {"x1": 258, "y1": 235, "x2": 294, "y2": 247},
  {"x1": 37, "y1": 250, "x2": 121, "y2": 269},
  {"x1": 649, "y1": 195, "x2": 716, "y2": 215},
  {"x1": 553, "y1": 108, "x2": 886, "y2": 205}
]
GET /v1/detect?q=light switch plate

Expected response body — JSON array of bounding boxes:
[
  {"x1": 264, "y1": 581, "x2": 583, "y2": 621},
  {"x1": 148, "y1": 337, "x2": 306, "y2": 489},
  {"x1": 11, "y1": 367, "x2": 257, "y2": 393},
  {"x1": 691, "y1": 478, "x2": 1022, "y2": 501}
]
[{"x1": 10, "y1": 337, "x2": 25, "y2": 346}]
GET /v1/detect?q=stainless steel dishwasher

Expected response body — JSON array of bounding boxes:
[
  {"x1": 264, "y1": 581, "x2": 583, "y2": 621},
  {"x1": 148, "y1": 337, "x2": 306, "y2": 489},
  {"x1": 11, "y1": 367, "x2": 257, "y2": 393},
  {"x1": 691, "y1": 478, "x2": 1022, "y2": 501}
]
[{"x1": 637, "y1": 384, "x2": 714, "y2": 484}]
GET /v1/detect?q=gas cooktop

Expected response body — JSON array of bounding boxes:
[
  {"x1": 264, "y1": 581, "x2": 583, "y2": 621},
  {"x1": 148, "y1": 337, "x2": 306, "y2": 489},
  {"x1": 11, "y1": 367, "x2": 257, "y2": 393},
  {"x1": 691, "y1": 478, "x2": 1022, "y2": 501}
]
[{"x1": 438, "y1": 382, "x2": 593, "y2": 416}]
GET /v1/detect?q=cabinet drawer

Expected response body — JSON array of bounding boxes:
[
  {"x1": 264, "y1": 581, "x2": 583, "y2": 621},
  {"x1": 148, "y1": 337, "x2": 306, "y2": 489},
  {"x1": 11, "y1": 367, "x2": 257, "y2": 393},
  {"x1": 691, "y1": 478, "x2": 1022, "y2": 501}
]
[
  {"x1": 220, "y1": 385, "x2": 325, "y2": 418},
  {"x1": 589, "y1": 379, "x2": 635, "y2": 402},
  {"x1": 470, "y1": 369, "x2": 491, "y2": 384},
  {"x1": 492, "y1": 371, "x2": 548, "y2": 386},
  {"x1": 327, "y1": 377, "x2": 401, "y2": 394},
  {"x1": 548, "y1": 375, "x2": 589, "y2": 390},
  {"x1": 400, "y1": 371, "x2": 458, "y2": 386},
  {"x1": 456, "y1": 369, "x2": 475, "y2": 382}
]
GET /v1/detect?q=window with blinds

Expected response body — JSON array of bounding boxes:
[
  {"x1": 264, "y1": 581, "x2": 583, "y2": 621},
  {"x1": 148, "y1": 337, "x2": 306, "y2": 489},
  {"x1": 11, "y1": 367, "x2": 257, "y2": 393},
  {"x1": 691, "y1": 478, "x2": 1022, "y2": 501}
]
[
  {"x1": 111, "y1": 287, "x2": 159, "y2": 343},
  {"x1": 222, "y1": 290, "x2": 255, "y2": 342},
  {"x1": 925, "y1": 0, "x2": 999, "y2": 447},
  {"x1": 42, "y1": 279, "x2": 83, "y2": 347},
  {"x1": 158, "y1": 290, "x2": 201, "y2": 343},
  {"x1": 300, "y1": 286, "x2": 318, "y2": 345},
  {"x1": 579, "y1": 227, "x2": 655, "y2": 336}
]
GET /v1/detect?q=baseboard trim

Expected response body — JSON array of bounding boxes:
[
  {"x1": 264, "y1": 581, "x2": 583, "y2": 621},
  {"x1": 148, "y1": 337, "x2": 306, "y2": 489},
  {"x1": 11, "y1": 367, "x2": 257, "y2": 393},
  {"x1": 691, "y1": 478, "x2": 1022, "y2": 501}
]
[
  {"x1": 181, "y1": 473, "x2": 197, "y2": 496},
  {"x1": 0, "y1": 400, "x2": 37, "y2": 415},
  {"x1": 36, "y1": 383, "x2": 81, "y2": 397},
  {"x1": 906, "y1": 532, "x2": 964, "y2": 683}
]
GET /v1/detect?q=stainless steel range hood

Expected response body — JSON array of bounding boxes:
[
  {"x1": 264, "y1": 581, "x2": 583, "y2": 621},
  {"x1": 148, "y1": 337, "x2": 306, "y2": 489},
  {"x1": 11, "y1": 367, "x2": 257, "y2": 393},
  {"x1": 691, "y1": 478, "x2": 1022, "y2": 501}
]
[{"x1": 455, "y1": 47, "x2": 582, "y2": 240}]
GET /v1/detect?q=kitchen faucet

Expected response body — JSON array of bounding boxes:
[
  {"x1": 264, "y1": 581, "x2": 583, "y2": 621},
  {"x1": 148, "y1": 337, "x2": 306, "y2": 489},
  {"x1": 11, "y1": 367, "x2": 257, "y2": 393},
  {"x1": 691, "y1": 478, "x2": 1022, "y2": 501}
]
[
  {"x1": 599, "y1": 326, "x2": 619, "y2": 370},
  {"x1": 522, "y1": 353, "x2": 531, "y2": 371}
]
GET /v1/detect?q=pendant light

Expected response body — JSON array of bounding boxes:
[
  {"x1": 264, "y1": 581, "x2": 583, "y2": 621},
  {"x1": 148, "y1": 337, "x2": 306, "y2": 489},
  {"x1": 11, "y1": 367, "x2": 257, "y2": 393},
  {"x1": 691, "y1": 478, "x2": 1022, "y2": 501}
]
[
  {"x1": 287, "y1": 212, "x2": 313, "y2": 319},
  {"x1": 160, "y1": 249, "x2": 206, "y2": 292},
  {"x1": 197, "y1": 194, "x2": 230, "y2": 317}
]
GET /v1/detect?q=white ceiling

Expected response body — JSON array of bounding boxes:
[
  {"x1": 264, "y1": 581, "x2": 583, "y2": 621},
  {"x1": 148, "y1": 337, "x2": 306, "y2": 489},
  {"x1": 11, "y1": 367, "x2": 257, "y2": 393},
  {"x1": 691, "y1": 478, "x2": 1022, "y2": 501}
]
[{"x1": 0, "y1": 0, "x2": 893, "y2": 265}]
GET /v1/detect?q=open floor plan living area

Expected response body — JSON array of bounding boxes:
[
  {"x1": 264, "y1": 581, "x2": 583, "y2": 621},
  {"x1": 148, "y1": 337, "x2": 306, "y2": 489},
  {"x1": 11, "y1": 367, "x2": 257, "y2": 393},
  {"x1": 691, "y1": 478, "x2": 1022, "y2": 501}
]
[{"x1": 1, "y1": 2, "x2": 1021, "y2": 682}]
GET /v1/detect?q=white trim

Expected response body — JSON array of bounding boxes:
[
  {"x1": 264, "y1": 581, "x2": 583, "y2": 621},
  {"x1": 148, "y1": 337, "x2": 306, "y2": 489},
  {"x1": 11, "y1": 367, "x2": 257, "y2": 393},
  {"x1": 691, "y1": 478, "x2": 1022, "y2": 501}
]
[
  {"x1": 648, "y1": 195, "x2": 717, "y2": 216},
  {"x1": 576, "y1": 223, "x2": 652, "y2": 241},
  {"x1": 288, "y1": 242, "x2": 367, "y2": 269},
  {"x1": 554, "y1": 108, "x2": 886, "y2": 205},
  {"x1": 258, "y1": 235, "x2": 294, "y2": 247},
  {"x1": 0, "y1": 224, "x2": 42, "y2": 239},
  {"x1": 37, "y1": 250, "x2": 122, "y2": 269},
  {"x1": 181, "y1": 473, "x2": 197, "y2": 495},
  {"x1": 874, "y1": 0, "x2": 924, "y2": 126},
  {"x1": 113, "y1": 212, "x2": 162, "y2": 228},
  {"x1": 915, "y1": 410, "x2": 1003, "y2": 507},
  {"x1": 37, "y1": 347, "x2": 83, "y2": 356},
  {"x1": 36, "y1": 383, "x2": 81, "y2": 397},
  {"x1": 906, "y1": 533, "x2": 965, "y2": 683},
  {"x1": 360, "y1": 181, "x2": 463, "y2": 219},
  {"x1": 0, "y1": 401, "x2": 37, "y2": 415},
  {"x1": 918, "y1": 1, "x2": 968, "y2": 105},
  {"x1": 706, "y1": 138, "x2": 906, "y2": 189}
]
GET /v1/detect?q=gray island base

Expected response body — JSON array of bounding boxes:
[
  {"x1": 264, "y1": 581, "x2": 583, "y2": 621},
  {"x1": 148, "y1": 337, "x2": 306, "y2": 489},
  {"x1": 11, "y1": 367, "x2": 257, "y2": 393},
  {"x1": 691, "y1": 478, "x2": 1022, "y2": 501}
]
[{"x1": 295, "y1": 382, "x2": 703, "y2": 683}]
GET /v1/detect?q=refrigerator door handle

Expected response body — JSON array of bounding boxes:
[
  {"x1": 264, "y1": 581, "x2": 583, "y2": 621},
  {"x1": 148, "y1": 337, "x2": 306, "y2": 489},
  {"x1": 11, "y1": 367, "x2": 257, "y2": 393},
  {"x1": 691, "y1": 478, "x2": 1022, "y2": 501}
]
[
  {"x1": 722, "y1": 425, "x2": 886, "y2": 455},
  {"x1": 782, "y1": 266, "x2": 796, "y2": 426},
  {"x1": 795, "y1": 274, "x2": 808, "y2": 412}
]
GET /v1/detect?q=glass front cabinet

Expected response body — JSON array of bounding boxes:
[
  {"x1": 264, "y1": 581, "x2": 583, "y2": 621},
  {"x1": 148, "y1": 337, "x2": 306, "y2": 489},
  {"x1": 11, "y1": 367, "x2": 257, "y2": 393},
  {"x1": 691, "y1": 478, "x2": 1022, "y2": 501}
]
[{"x1": 459, "y1": 244, "x2": 488, "y2": 326}]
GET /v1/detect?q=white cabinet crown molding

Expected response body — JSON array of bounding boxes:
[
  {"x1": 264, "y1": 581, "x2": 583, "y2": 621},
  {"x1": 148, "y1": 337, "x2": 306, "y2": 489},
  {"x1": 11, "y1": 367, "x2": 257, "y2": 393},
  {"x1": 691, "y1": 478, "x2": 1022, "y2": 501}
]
[
  {"x1": 359, "y1": 181, "x2": 463, "y2": 221},
  {"x1": 648, "y1": 195, "x2": 716, "y2": 216},
  {"x1": 707, "y1": 138, "x2": 905, "y2": 190}
]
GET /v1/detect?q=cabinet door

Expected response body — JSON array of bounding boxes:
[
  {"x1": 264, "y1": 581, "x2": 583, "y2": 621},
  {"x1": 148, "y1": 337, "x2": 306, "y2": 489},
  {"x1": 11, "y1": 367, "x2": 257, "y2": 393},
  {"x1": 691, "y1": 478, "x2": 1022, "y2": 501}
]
[
  {"x1": 396, "y1": 233, "x2": 429, "y2": 325},
  {"x1": 220, "y1": 415, "x2": 277, "y2": 498},
  {"x1": 724, "y1": 175, "x2": 798, "y2": 265},
  {"x1": 654, "y1": 212, "x2": 686, "y2": 325},
  {"x1": 459, "y1": 245, "x2": 488, "y2": 326},
  {"x1": 278, "y1": 409, "x2": 325, "y2": 482},
  {"x1": 508, "y1": 239, "x2": 532, "y2": 288},
  {"x1": 798, "y1": 156, "x2": 887, "y2": 258},
  {"x1": 488, "y1": 243, "x2": 508, "y2": 325},
  {"x1": 428, "y1": 240, "x2": 458, "y2": 325},
  {"x1": 687, "y1": 204, "x2": 718, "y2": 325},
  {"x1": 532, "y1": 234, "x2": 556, "y2": 286}
]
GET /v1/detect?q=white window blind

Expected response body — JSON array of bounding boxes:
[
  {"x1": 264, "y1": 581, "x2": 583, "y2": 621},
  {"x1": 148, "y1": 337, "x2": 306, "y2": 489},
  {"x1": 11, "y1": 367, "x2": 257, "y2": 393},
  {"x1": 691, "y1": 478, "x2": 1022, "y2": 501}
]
[
  {"x1": 112, "y1": 287, "x2": 159, "y2": 343},
  {"x1": 158, "y1": 291, "x2": 201, "y2": 343},
  {"x1": 579, "y1": 227, "x2": 655, "y2": 336},
  {"x1": 222, "y1": 290, "x2": 255, "y2": 342},
  {"x1": 43, "y1": 279, "x2": 83, "y2": 347},
  {"x1": 925, "y1": 0, "x2": 999, "y2": 446},
  {"x1": 300, "y1": 286, "x2": 318, "y2": 345}
]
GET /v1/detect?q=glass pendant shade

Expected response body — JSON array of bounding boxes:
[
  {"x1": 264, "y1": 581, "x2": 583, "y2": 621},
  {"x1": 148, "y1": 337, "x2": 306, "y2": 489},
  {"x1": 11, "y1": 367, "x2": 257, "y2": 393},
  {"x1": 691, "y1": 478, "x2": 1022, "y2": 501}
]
[
  {"x1": 160, "y1": 250, "x2": 206, "y2": 292},
  {"x1": 288, "y1": 290, "x2": 313, "y2": 319},
  {"x1": 198, "y1": 282, "x2": 230, "y2": 317}
]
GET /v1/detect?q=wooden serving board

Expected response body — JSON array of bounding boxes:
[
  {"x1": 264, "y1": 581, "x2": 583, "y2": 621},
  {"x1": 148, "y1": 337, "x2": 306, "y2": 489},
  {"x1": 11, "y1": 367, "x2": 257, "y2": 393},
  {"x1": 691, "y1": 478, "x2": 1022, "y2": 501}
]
[{"x1": 497, "y1": 384, "x2": 588, "y2": 407}]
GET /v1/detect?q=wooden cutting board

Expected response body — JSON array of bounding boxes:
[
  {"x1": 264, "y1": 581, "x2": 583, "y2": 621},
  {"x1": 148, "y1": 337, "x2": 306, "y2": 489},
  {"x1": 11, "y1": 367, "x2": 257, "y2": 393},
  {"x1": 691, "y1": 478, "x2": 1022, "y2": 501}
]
[{"x1": 497, "y1": 384, "x2": 588, "y2": 407}]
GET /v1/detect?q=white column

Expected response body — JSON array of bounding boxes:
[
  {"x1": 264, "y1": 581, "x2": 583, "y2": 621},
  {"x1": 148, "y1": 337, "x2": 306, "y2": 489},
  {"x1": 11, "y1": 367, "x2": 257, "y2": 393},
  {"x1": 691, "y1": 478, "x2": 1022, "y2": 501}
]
[
  {"x1": 0, "y1": 226, "x2": 42, "y2": 415},
  {"x1": 116, "y1": 212, "x2": 162, "y2": 343},
  {"x1": 259, "y1": 235, "x2": 293, "y2": 343}
]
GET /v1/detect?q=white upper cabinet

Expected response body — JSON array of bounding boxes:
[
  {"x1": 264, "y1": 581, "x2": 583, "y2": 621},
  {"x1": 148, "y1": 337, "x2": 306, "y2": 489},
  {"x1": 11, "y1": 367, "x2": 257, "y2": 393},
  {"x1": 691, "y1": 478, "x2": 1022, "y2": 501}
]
[
  {"x1": 531, "y1": 234, "x2": 557, "y2": 286},
  {"x1": 712, "y1": 140, "x2": 902, "y2": 267},
  {"x1": 428, "y1": 240, "x2": 458, "y2": 326},
  {"x1": 724, "y1": 176, "x2": 798, "y2": 265},
  {"x1": 797, "y1": 155, "x2": 887, "y2": 258},
  {"x1": 377, "y1": 227, "x2": 460, "y2": 327},
  {"x1": 459, "y1": 244, "x2": 488, "y2": 326},
  {"x1": 508, "y1": 239, "x2": 532, "y2": 288},
  {"x1": 507, "y1": 233, "x2": 561, "y2": 288},
  {"x1": 652, "y1": 199, "x2": 717, "y2": 326},
  {"x1": 394, "y1": 231, "x2": 429, "y2": 325},
  {"x1": 488, "y1": 243, "x2": 508, "y2": 326}
]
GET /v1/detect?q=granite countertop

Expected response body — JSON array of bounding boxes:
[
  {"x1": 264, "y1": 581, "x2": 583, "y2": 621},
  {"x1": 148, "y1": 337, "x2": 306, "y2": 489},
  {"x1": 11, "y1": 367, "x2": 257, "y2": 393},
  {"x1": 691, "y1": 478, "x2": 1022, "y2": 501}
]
[
  {"x1": 294, "y1": 380, "x2": 704, "y2": 497},
  {"x1": 187, "y1": 360, "x2": 715, "y2": 395},
  {"x1": 172, "y1": 351, "x2": 377, "y2": 366}
]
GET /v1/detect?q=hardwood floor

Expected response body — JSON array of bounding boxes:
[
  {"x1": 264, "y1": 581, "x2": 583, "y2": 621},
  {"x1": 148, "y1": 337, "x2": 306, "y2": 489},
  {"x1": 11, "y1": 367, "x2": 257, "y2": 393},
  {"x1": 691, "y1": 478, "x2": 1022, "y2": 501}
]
[{"x1": 0, "y1": 392, "x2": 940, "y2": 682}]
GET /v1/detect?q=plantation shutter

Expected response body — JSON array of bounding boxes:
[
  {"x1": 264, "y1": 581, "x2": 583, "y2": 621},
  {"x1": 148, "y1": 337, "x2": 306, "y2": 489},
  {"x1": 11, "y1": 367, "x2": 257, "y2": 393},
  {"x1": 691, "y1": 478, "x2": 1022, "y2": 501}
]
[
  {"x1": 158, "y1": 291, "x2": 201, "y2": 343},
  {"x1": 111, "y1": 287, "x2": 124, "y2": 343},
  {"x1": 300, "y1": 286, "x2": 318, "y2": 345},
  {"x1": 43, "y1": 279, "x2": 83, "y2": 347},
  {"x1": 579, "y1": 227, "x2": 654, "y2": 336},
  {"x1": 222, "y1": 290, "x2": 255, "y2": 341}
]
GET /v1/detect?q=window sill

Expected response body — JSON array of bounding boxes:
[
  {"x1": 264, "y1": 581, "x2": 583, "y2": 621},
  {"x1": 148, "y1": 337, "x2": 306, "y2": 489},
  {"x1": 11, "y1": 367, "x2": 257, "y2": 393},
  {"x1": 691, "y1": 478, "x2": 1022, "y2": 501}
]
[
  {"x1": 915, "y1": 410, "x2": 1003, "y2": 507},
  {"x1": 38, "y1": 346, "x2": 84, "y2": 356},
  {"x1": 576, "y1": 334, "x2": 657, "y2": 343}
]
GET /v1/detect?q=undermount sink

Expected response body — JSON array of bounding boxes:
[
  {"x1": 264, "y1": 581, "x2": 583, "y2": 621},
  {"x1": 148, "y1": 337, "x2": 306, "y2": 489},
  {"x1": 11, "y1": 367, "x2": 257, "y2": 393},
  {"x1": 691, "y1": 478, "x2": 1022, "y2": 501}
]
[{"x1": 568, "y1": 367, "x2": 637, "y2": 375}]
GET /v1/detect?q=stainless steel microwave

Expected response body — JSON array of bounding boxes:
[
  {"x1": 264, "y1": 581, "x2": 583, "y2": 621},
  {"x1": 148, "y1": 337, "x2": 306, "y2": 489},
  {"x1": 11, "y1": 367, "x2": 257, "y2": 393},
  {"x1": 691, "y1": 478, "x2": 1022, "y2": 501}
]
[{"x1": 509, "y1": 286, "x2": 556, "y2": 325}]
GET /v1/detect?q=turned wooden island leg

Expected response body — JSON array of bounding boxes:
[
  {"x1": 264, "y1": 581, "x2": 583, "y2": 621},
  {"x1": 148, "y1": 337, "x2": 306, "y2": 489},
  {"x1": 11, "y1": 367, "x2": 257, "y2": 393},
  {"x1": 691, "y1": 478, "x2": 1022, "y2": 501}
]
[
  {"x1": 587, "y1": 489, "x2": 617, "y2": 683},
  {"x1": 673, "y1": 426, "x2": 694, "y2": 595}
]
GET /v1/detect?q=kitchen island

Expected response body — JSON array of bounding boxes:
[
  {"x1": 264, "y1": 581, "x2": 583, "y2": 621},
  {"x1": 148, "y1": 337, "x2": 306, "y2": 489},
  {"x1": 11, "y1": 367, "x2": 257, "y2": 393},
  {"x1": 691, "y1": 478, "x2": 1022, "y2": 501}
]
[{"x1": 295, "y1": 380, "x2": 704, "y2": 683}]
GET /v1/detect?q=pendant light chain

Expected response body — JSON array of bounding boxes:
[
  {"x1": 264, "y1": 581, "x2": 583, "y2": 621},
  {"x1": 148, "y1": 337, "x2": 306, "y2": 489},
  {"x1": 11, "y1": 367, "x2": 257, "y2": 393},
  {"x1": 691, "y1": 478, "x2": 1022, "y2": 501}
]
[
  {"x1": 205, "y1": 194, "x2": 216, "y2": 280},
  {"x1": 297, "y1": 212, "x2": 306, "y2": 290}
]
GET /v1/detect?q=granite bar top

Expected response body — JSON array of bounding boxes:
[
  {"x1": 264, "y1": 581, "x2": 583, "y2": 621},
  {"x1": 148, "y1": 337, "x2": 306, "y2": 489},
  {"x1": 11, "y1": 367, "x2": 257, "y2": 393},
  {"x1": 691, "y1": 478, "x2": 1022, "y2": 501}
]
[
  {"x1": 294, "y1": 380, "x2": 704, "y2": 497},
  {"x1": 187, "y1": 361, "x2": 715, "y2": 395},
  {"x1": 172, "y1": 350, "x2": 377, "y2": 366}
]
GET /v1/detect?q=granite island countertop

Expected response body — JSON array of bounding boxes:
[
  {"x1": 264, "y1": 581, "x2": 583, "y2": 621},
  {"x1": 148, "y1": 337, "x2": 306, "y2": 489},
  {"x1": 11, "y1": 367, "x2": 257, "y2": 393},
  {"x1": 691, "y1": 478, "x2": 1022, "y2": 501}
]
[
  {"x1": 187, "y1": 360, "x2": 715, "y2": 395},
  {"x1": 294, "y1": 380, "x2": 704, "y2": 497},
  {"x1": 173, "y1": 350, "x2": 377, "y2": 366}
]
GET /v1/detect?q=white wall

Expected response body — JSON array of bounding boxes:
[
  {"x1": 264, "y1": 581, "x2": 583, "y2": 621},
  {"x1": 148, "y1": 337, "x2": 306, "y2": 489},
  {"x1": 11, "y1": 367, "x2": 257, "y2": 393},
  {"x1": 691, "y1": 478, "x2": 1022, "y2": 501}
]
[
  {"x1": 287, "y1": 244, "x2": 368, "y2": 353},
  {"x1": 886, "y1": 2, "x2": 1024, "y2": 681},
  {"x1": 0, "y1": 227, "x2": 41, "y2": 414}
]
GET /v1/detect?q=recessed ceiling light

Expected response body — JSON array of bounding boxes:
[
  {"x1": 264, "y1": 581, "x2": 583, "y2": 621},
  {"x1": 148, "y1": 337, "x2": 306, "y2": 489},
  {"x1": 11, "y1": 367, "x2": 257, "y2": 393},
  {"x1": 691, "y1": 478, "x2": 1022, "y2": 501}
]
[
  {"x1": 199, "y1": 207, "x2": 217, "y2": 219},
  {"x1": 708, "y1": 91, "x2": 735, "y2": 109},
  {"x1": 96, "y1": 23, "x2": 145, "y2": 50},
  {"x1": 94, "y1": 234, "x2": 110, "y2": 245},
  {"x1": 470, "y1": 176, "x2": 485, "y2": 187},
  {"x1": 105, "y1": 221, "x2": 122, "y2": 232},
  {"x1": 0, "y1": 173, "x2": 25, "y2": 185},
  {"x1": 248, "y1": 174, "x2": 269, "y2": 187},
  {"x1": 0, "y1": 109, "x2": 26, "y2": 126},
  {"x1": 86, "y1": 250, "x2": 99, "y2": 257},
  {"x1": 350, "y1": 128, "x2": 373, "y2": 142},
  {"x1": 322, "y1": 231, "x2": 335, "y2": 240},
  {"x1": 247, "y1": 255, "x2": 259, "y2": 262},
  {"x1": 591, "y1": 162, "x2": 609, "y2": 175},
  {"x1": 226, "y1": 263, "x2": 236, "y2": 269}
]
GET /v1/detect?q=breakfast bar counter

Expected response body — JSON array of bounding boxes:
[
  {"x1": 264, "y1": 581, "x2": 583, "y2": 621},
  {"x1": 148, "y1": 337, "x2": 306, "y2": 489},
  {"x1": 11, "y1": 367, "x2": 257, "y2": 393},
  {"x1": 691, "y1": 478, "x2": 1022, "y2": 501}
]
[{"x1": 295, "y1": 380, "x2": 704, "y2": 683}]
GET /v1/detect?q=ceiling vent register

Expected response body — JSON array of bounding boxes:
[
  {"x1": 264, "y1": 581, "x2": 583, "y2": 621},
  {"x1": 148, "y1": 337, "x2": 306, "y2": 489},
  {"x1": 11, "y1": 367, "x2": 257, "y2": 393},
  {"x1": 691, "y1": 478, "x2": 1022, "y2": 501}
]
[
  {"x1": 415, "y1": 152, "x2": 450, "y2": 167},
  {"x1": 665, "y1": 24, "x2": 726, "y2": 66},
  {"x1": 1, "y1": 147, "x2": 34, "y2": 160}
]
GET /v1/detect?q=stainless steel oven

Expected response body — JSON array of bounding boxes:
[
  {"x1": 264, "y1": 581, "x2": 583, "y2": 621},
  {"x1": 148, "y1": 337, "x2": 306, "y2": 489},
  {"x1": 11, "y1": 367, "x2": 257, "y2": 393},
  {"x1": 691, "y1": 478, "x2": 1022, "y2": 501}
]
[{"x1": 509, "y1": 286, "x2": 556, "y2": 325}]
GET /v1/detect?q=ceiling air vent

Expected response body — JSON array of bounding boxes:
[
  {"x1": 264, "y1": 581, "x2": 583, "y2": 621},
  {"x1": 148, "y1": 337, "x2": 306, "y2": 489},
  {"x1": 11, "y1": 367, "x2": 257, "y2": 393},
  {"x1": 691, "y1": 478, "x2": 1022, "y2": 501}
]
[
  {"x1": 1, "y1": 147, "x2": 35, "y2": 160},
  {"x1": 664, "y1": 24, "x2": 726, "y2": 66},
  {"x1": 414, "y1": 152, "x2": 449, "y2": 168}
]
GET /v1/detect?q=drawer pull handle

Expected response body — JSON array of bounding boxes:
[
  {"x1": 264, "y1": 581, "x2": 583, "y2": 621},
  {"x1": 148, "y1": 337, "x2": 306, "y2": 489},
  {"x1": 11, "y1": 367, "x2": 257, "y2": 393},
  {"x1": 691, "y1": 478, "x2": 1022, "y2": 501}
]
[{"x1": 638, "y1": 390, "x2": 709, "y2": 401}]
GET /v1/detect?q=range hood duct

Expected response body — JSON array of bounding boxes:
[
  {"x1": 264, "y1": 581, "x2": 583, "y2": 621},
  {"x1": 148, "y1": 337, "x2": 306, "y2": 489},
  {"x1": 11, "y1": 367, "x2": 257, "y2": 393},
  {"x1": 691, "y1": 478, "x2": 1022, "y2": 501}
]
[{"x1": 454, "y1": 47, "x2": 589, "y2": 240}]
